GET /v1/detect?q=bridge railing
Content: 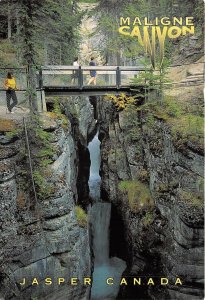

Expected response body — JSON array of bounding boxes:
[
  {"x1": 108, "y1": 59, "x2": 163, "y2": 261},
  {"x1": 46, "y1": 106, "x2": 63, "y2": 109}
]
[{"x1": 38, "y1": 66, "x2": 146, "y2": 89}]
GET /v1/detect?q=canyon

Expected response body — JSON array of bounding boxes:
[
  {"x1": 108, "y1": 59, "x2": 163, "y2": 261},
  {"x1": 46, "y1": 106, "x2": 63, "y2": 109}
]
[{"x1": 0, "y1": 92, "x2": 203, "y2": 299}]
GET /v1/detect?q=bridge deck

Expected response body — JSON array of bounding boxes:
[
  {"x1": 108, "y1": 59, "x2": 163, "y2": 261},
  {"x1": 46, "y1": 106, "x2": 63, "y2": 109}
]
[{"x1": 44, "y1": 85, "x2": 144, "y2": 96}]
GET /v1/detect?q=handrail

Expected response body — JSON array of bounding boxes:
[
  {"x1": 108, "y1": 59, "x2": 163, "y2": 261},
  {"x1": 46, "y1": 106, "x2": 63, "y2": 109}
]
[
  {"x1": 0, "y1": 67, "x2": 27, "y2": 70},
  {"x1": 0, "y1": 88, "x2": 27, "y2": 91},
  {"x1": 1, "y1": 63, "x2": 200, "y2": 92},
  {"x1": 38, "y1": 65, "x2": 145, "y2": 90},
  {"x1": 0, "y1": 61, "x2": 203, "y2": 70},
  {"x1": 41, "y1": 66, "x2": 146, "y2": 71}
]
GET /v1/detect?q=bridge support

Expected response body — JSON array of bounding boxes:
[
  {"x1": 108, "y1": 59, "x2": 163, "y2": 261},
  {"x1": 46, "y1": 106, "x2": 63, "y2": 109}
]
[
  {"x1": 37, "y1": 89, "x2": 47, "y2": 112},
  {"x1": 116, "y1": 66, "x2": 121, "y2": 89}
]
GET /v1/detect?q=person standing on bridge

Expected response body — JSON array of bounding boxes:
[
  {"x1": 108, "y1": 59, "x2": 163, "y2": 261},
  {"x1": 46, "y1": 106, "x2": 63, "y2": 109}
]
[
  {"x1": 71, "y1": 57, "x2": 79, "y2": 85},
  {"x1": 4, "y1": 72, "x2": 18, "y2": 114},
  {"x1": 87, "y1": 57, "x2": 97, "y2": 85}
]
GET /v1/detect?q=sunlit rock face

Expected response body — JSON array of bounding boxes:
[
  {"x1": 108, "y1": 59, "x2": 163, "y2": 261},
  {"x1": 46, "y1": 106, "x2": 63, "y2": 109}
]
[
  {"x1": 79, "y1": 3, "x2": 103, "y2": 65},
  {"x1": 97, "y1": 97, "x2": 204, "y2": 300}
]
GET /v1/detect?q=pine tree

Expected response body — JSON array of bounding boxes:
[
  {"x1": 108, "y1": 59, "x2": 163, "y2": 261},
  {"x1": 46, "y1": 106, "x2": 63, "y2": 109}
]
[
  {"x1": 15, "y1": 0, "x2": 46, "y2": 111},
  {"x1": 0, "y1": 0, "x2": 84, "y2": 111}
]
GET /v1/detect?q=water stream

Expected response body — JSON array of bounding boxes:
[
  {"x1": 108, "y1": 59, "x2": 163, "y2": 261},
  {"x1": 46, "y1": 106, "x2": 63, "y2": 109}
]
[
  {"x1": 88, "y1": 134, "x2": 101, "y2": 202},
  {"x1": 88, "y1": 132, "x2": 126, "y2": 300}
]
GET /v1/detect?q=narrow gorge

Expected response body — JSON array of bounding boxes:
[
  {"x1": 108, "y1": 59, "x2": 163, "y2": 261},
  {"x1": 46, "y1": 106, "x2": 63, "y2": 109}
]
[
  {"x1": 0, "y1": 90, "x2": 204, "y2": 300},
  {"x1": 0, "y1": 0, "x2": 204, "y2": 299}
]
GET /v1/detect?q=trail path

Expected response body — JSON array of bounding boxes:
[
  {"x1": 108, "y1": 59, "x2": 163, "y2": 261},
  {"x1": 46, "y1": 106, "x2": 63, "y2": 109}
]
[{"x1": 0, "y1": 105, "x2": 30, "y2": 123}]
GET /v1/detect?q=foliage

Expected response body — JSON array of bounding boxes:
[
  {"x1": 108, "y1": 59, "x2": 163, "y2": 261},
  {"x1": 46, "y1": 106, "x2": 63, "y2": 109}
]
[
  {"x1": 94, "y1": 0, "x2": 204, "y2": 67},
  {"x1": 0, "y1": 40, "x2": 18, "y2": 67},
  {"x1": 53, "y1": 98, "x2": 61, "y2": 114},
  {"x1": 170, "y1": 114, "x2": 203, "y2": 146},
  {"x1": 127, "y1": 126, "x2": 141, "y2": 142},
  {"x1": 130, "y1": 57, "x2": 171, "y2": 100},
  {"x1": 104, "y1": 93, "x2": 137, "y2": 111},
  {"x1": 137, "y1": 95, "x2": 203, "y2": 149},
  {"x1": 105, "y1": 88, "x2": 203, "y2": 150},
  {"x1": 47, "y1": 111, "x2": 69, "y2": 129},
  {"x1": 75, "y1": 206, "x2": 88, "y2": 227},
  {"x1": 33, "y1": 170, "x2": 55, "y2": 199},
  {"x1": 34, "y1": 127, "x2": 55, "y2": 160},
  {"x1": 39, "y1": 159, "x2": 53, "y2": 168},
  {"x1": 79, "y1": 0, "x2": 98, "y2": 2},
  {"x1": 92, "y1": 0, "x2": 126, "y2": 64},
  {"x1": 137, "y1": 168, "x2": 149, "y2": 183},
  {"x1": 27, "y1": 115, "x2": 56, "y2": 199},
  {"x1": 161, "y1": 96, "x2": 183, "y2": 118},
  {"x1": 119, "y1": 180, "x2": 154, "y2": 213},
  {"x1": 0, "y1": 0, "x2": 84, "y2": 66},
  {"x1": 6, "y1": 128, "x2": 22, "y2": 138},
  {"x1": 46, "y1": 99, "x2": 69, "y2": 129},
  {"x1": 141, "y1": 210, "x2": 154, "y2": 227},
  {"x1": 179, "y1": 190, "x2": 203, "y2": 209},
  {"x1": 139, "y1": 96, "x2": 183, "y2": 120},
  {"x1": 28, "y1": 112, "x2": 70, "y2": 200}
]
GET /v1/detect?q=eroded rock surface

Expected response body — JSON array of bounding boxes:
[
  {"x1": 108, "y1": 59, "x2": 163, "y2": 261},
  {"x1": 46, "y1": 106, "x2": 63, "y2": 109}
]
[
  {"x1": 0, "y1": 97, "x2": 94, "y2": 300},
  {"x1": 98, "y1": 98, "x2": 204, "y2": 300}
]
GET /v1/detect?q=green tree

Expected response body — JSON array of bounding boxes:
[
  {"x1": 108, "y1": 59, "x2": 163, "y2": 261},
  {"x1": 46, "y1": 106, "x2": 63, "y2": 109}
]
[
  {"x1": 93, "y1": 0, "x2": 204, "y2": 66},
  {"x1": 0, "y1": 0, "x2": 84, "y2": 111}
]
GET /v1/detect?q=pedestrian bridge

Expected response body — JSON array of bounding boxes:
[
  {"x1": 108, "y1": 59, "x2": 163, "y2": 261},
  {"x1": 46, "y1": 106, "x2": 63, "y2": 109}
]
[
  {"x1": 38, "y1": 65, "x2": 146, "y2": 96},
  {"x1": 0, "y1": 66, "x2": 147, "y2": 111},
  {"x1": 0, "y1": 65, "x2": 146, "y2": 95}
]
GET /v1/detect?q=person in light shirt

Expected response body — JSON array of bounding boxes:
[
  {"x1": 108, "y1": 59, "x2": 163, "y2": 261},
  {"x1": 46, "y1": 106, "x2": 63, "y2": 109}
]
[
  {"x1": 4, "y1": 72, "x2": 18, "y2": 114},
  {"x1": 71, "y1": 57, "x2": 79, "y2": 84}
]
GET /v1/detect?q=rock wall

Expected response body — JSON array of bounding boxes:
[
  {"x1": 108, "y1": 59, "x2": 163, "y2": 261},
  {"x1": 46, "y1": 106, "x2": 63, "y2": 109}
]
[
  {"x1": 0, "y1": 96, "x2": 95, "y2": 300},
  {"x1": 97, "y1": 98, "x2": 204, "y2": 300},
  {"x1": 0, "y1": 93, "x2": 203, "y2": 300}
]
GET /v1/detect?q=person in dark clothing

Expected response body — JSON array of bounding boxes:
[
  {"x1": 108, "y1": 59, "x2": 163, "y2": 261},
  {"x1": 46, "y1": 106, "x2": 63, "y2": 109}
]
[
  {"x1": 4, "y1": 72, "x2": 18, "y2": 113},
  {"x1": 87, "y1": 57, "x2": 97, "y2": 85}
]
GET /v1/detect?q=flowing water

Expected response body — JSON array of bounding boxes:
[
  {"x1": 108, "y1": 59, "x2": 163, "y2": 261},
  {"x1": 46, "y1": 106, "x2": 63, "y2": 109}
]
[
  {"x1": 88, "y1": 134, "x2": 101, "y2": 201},
  {"x1": 88, "y1": 133, "x2": 126, "y2": 300}
]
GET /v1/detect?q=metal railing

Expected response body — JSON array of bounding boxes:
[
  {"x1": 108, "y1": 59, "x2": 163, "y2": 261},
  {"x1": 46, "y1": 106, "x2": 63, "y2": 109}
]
[
  {"x1": 0, "y1": 62, "x2": 203, "y2": 92},
  {"x1": 38, "y1": 66, "x2": 146, "y2": 89}
]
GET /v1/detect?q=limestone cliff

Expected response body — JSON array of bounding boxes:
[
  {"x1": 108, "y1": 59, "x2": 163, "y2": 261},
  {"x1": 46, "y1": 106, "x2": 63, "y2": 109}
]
[
  {"x1": 97, "y1": 94, "x2": 204, "y2": 300},
  {"x1": 0, "y1": 96, "x2": 95, "y2": 300}
]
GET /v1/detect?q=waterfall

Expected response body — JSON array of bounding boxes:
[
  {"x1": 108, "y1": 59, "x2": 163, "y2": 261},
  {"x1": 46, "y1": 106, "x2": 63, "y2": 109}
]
[
  {"x1": 88, "y1": 132, "x2": 126, "y2": 300},
  {"x1": 88, "y1": 134, "x2": 101, "y2": 201},
  {"x1": 90, "y1": 203, "x2": 111, "y2": 265}
]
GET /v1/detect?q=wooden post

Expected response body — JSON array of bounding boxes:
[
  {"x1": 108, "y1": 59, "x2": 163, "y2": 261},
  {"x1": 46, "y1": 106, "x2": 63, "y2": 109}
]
[
  {"x1": 39, "y1": 68, "x2": 43, "y2": 89},
  {"x1": 26, "y1": 66, "x2": 29, "y2": 90},
  {"x1": 36, "y1": 67, "x2": 46, "y2": 112},
  {"x1": 78, "y1": 66, "x2": 83, "y2": 89},
  {"x1": 27, "y1": 64, "x2": 38, "y2": 112},
  {"x1": 116, "y1": 66, "x2": 121, "y2": 89}
]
